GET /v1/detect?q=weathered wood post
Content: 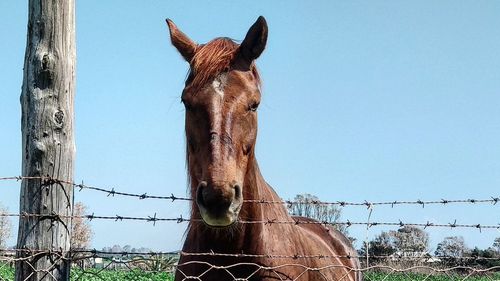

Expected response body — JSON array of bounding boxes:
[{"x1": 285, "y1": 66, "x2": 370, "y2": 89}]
[{"x1": 16, "y1": 0, "x2": 76, "y2": 280}]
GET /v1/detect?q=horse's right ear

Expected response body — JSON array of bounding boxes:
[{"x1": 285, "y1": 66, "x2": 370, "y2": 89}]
[
  {"x1": 239, "y1": 16, "x2": 268, "y2": 65},
  {"x1": 166, "y1": 19, "x2": 197, "y2": 62}
]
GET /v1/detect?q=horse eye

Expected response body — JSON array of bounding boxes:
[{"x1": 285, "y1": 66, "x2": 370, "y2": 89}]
[{"x1": 249, "y1": 101, "x2": 260, "y2": 112}]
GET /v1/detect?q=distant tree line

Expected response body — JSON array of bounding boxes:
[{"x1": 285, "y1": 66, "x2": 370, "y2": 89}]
[
  {"x1": 100, "y1": 244, "x2": 154, "y2": 255},
  {"x1": 287, "y1": 193, "x2": 500, "y2": 269},
  {"x1": 361, "y1": 227, "x2": 500, "y2": 268}
]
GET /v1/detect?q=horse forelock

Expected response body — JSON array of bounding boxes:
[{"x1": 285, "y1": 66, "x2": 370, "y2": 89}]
[{"x1": 187, "y1": 37, "x2": 260, "y2": 92}]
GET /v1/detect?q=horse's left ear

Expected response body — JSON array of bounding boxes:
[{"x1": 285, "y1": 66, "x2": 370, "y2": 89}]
[
  {"x1": 238, "y1": 16, "x2": 268, "y2": 66},
  {"x1": 166, "y1": 19, "x2": 197, "y2": 62}
]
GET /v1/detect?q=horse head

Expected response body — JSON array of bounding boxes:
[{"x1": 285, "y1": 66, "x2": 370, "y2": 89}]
[{"x1": 167, "y1": 17, "x2": 268, "y2": 227}]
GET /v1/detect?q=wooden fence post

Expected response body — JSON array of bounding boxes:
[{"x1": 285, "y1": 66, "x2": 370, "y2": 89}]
[{"x1": 16, "y1": 0, "x2": 76, "y2": 280}]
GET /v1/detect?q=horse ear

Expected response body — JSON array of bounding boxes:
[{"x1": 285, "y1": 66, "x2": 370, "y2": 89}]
[
  {"x1": 166, "y1": 19, "x2": 197, "y2": 62},
  {"x1": 239, "y1": 16, "x2": 268, "y2": 65}
]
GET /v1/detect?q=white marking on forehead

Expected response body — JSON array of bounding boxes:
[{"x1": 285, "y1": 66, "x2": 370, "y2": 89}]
[{"x1": 212, "y1": 77, "x2": 225, "y2": 98}]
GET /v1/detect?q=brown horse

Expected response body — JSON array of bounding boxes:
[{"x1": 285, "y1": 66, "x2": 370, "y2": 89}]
[{"x1": 166, "y1": 16, "x2": 361, "y2": 281}]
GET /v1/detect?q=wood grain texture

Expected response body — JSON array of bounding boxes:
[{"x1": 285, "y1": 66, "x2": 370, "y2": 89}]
[{"x1": 16, "y1": 0, "x2": 76, "y2": 280}]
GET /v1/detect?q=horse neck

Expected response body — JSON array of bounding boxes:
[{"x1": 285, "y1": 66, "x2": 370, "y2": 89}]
[{"x1": 244, "y1": 158, "x2": 288, "y2": 219}]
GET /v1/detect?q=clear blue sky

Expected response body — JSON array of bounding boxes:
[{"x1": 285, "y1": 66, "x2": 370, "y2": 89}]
[{"x1": 1, "y1": 1, "x2": 499, "y2": 252}]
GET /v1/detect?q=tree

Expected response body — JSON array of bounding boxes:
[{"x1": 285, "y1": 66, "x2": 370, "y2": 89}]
[
  {"x1": 360, "y1": 227, "x2": 429, "y2": 260},
  {"x1": 0, "y1": 204, "x2": 12, "y2": 248},
  {"x1": 123, "y1": 245, "x2": 132, "y2": 253},
  {"x1": 111, "y1": 245, "x2": 123, "y2": 253},
  {"x1": 359, "y1": 231, "x2": 397, "y2": 258},
  {"x1": 468, "y1": 247, "x2": 500, "y2": 268},
  {"x1": 435, "y1": 236, "x2": 467, "y2": 258},
  {"x1": 70, "y1": 202, "x2": 92, "y2": 270},
  {"x1": 71, "y1": 202, "x2": 93, "y2": 249},
  {"x1": 287, "y1": 194, "x2": 349, "y2": 237},
  {"x1": 493, "y1": 237, "x2": 500, "y2": 254},
  {"x1": 391, "y1": 226, "x2": 429, "y2": 255}
]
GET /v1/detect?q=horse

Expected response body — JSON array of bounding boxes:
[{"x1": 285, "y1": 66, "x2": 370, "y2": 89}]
[{"x1": 166, "y1": 16, "x2": 362, "y2": 281}]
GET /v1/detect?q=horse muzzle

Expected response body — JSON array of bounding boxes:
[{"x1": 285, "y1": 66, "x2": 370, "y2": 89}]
[{"x1": 196, "y1": 181, "x2": 243, "y2": 227}]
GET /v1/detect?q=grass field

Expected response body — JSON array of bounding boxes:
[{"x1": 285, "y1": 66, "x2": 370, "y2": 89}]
[
  {"x1": 0, "y1": 265, "x2": 14, "y2": 281},
  {"x1": 0, "y1": 265, "x2": 174, "y2": 281},
  {"x1": 364, "y1": 271, "x2": 500, "y2": 281},
  {"x1": 70, "y1": 269, "x2": 174, "y2": 281},
  {"x1": 1, "y1": 264, "x2": 499, "y2": 280}
]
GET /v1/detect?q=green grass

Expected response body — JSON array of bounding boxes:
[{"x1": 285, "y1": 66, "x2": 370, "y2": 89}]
[
  {"x1": 73, "y1": 270, "x2": 497, "y2": 281},
  {"x1": 0, "y1": 265, "x2": 174, "y2": 281},
  {"x1": 0, "y1": 264, "x2": 14, "y2": 281},
  {"x1": 365, "y1": 271, "x2": 500, "y2": 281},
  {"x1": 1, "y1": 264, "x2": 499, "y2": 281},
  {"x1": 71, "y1": 269, "x2": 174, "y2": 281}
]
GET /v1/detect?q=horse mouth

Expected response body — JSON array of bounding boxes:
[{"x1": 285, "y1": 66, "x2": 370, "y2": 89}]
[{"x1": 198, "y1": 208, "x2": 240, "y2": 227}]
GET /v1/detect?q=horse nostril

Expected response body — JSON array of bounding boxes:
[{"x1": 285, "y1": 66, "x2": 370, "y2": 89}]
[
  {"x1": 196, "y1": 181, "x2": 208, "y2": 207},
  {"x1": 234, "y1": 184, "x2": 242, "y2": 201}
]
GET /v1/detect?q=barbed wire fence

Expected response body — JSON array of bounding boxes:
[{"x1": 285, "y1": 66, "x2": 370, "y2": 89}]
[{"x1": 1, "y1": 176, "x2": 499, "y2": 280}]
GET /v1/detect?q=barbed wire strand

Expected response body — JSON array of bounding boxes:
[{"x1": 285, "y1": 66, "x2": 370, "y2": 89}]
[
  {"x1": 1, "y1": 212, "x2": 499, "y2": 230},
  {"x1": 2, "y1": 176, "x2": 499, "y2": 208},
  {"x1": 3, "y1": 248, "x2": 500, "y2": 261}
]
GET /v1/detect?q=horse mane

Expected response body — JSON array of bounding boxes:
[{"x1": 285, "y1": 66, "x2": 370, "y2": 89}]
[{"x1": 187, "y1": 37, "x2": 261, "y2": 91}]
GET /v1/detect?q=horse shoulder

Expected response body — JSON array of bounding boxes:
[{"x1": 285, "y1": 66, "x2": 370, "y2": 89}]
[{"x1": 292, "y1": 216, "x2": 363, "y2": 281}]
